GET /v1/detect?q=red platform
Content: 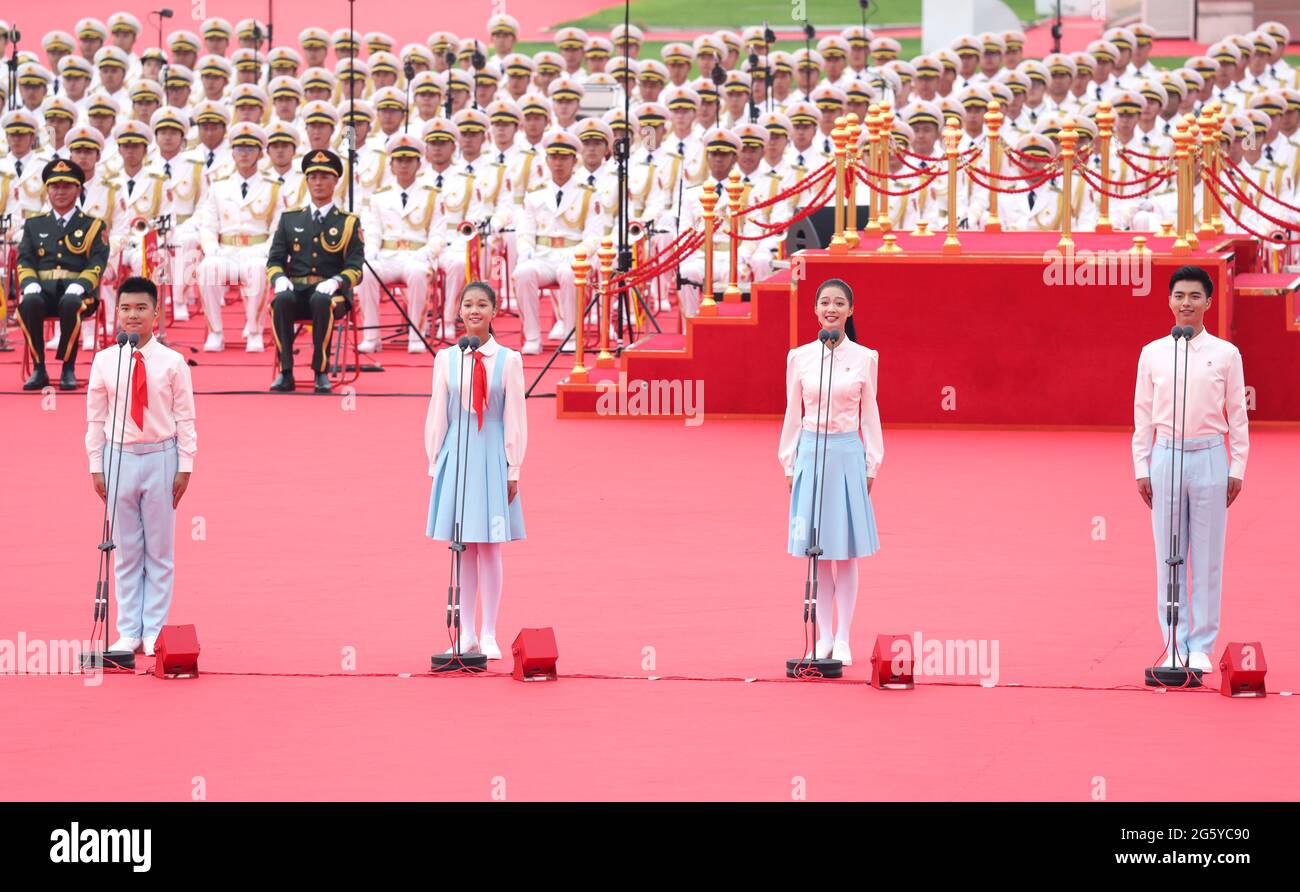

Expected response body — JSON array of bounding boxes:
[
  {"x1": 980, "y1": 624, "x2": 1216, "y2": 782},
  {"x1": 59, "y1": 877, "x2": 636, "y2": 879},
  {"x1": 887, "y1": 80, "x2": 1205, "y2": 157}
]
[{"x1": 558, "y1": 231, "x2": 1300, "y2": 425}]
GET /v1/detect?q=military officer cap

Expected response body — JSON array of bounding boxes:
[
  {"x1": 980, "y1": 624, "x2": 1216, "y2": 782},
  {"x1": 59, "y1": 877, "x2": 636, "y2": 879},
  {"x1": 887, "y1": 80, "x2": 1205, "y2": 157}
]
[
  {"x1": 586, "y1": 37, "x2": 614, "y2": 60},
  {"x1": 301, "y1": 67, "x2": 336, "y2": 93},
  {"x1": 889, "y1": 119, "x2": 914, "y2": 148},
  {"x1": 998, "y1": 70, "x2": 1029, "y2": 96},
  {"x1": 446, "y1": 70, "x2": 473, "y2": 94},
  {"x1": 1070, "y1": 116, "x2": 1099, "y2": 142},
  {"x1": 703, "y1": 127, "x2": 740, "y2": 154},
  {"x1": 534, "y1": 52, "x2": 564, "y2": 76},
  {"x1": 769, "y1": 52, "x2": 794, "y2": 76},
  {"x1": 935, "y1": 48, "x2": 960, "y2": 73},
  {"x1": 17, "y1": 62, "x2": 53, "y2": 87},
  {"x1": 192, "y1": 99, "x2": 230, "y2": 125},
  {"x1": 734, "y1": 122, "x2": 768, "y2": 148},
  {"x1": 502, "y1": 54, "x2": 535, "y2": 77},
  {"x1": 1043, "y1": 53, "x2": 1076, "y2": 78},
  {"x1": 94, "y1": 45, "x2": 131, "y2": 72},
  {"x1": 987, "y1": 80, "x2": 1014, "y2": 106},
  {"x1": 723, "y1": 71, "x2": 752, "y2": 95},
  {"x1": 1245, "y1": 109, "x2": 1270, "y2": 138},
  {"x1": 366, "y1": 32, "x2": 396, "y2": 55},
  {"x1": 43, "y1": 157, "x2": 86, "y2": 186},
  {"x1": 1004, "y1": 29, "x2": 1027, "y2": 51},
  {"x1": 791, "y1": 48, "x2": 823, "y2": 72},
  {"x1": 422, "y1": 117, "x2": 460, "y2": 143},
  {"x1": 66, "y1": 125, "x2": 106, "y2": 152},
  {"x1": 520, "y1": 93, "x2": 552, "y2": 118},
  {"x1": 693, "y1": 34, "x2": 725, "y2": 59},
  {"x1": 302, "y1": 149, "x2": 344, "y2": 177},
  {"x1": 635, "y1": 102, "x2": 669, "y2": 127},
  {"x1": 340, "y1": 100, "x2": 374, "y2": 125},
  {"x1": 549, "y1": 76, "x2": 585, "y2": 102},
  {"x1": 912, "y1": 55, "x2": 942, "y2": 79},
  {"x1": 786, "y1": 101, "x2": 819, "y2": 126},
  {"x1": 977, "y1": 32, "x2": 1006, "y2": 56},
  {"x1": 452, "y1": 107, "x2": 489, "y2": 133},
  {"x1": 411, "y1": 71, "x2": 444, "y2": 97},
  {"x1": 871, "y1": 37, "x2": 902, "y2": 62},
  {"x1": 372, "y1": 86, "x2": 407, "y2": 111},
  {"x1": 575, "y1": 117, "x2": 614, "y2": 146},
  {"x1": 427, "y1": 31, "x2": 457, "y2": 56},
  {"x1": 952, "y1": 35, "x2": 981, "y2": 58},
  {"x1": 1260, "y1": 21, "x2": 1290, "y2": 45},
  {"x1": 1248, "y1": 91, "x2": 1285, "y2": 116},
  {"x1": 265, "y1": 120, "x2": 300, "y2": 147},
  {"x1": 937, "y1": 96, "x2": 964, "y2": 127},
  {"x1": 1177, "y1": 68, "x2": 1204, "y2": 91},
  {"x1": 333, "y1": 29, "x2": 361, "y2": 54},
  {"x1": 741, "y1": 26, "x2": 768, "y2": 50},
  {"x1": 638, "y1": 59, "x2": 669, "y2": 84},
  {"x1": 956, "y1": 84, "x2": 993, "y2": 110},
  {"x1": 2, "y1": 108, "x2": 40, "y2": 135},
  {"x1": 197, "y1": 54, "x2": 234, "y2": 80},
  {"x1": 486, "y1": 99, "x2": 522, "y2": 125},
  {"x1": 715, "y1": 31, "x2": 742, "y2": 54},
  {"x1": 108, "y1": 12, "x2": 142, "y2": 36},
  {"x1": 810, "y1": 83, "x2": 847, "y2": 110},
  {"x1": 817, "y1": 37, "x2": 850, "y2": 60},
  {"x1": 269, "y1": 76, "x2": 304, "y2": 101},
  {"x1": 228, "y1": 121, "x2": 268, "y2": 149},
  {"x1": 885, "y1": 59, "x2": 916, "y2": 86},
  {"x1": 41, "y1": 96, "x2": 78, "y2": 123},
  {"x1": 384, "y1": 132, "x2": 423, "y2": 159},
  {"x1": 691, "y1": 77, "x2": 720, "y2": 103},
  {"x1": 370, "y1": 52, "x2": 401, "y2": 79},
  {"x1": 603, "y1": 108, "x2": 630, "y2": 133},
  {"x1": 402, "y1": 44, "x2": 433, "y2": 68},
  {"x1": 231, "y1": 83, "x2": 270, "y2": 113},
  {"x1": 1015, "y1": 133, "x2": 1055, "y2": 159},
  {"x1": 75, "y1": 18, "x2": 109, "y2": 41},
  {"x1": 662, "y1": 85, "x2": 700, "y2": 110},
  {"x1": 661, "y1": 43, "x2": 695, "y2": 66},
  {"x1": 843, "y1": 77, "x2": 875, "y2": 105},
  {"x1": 235, "y1": 18, "x2": 267, "y2": 43},
  {"x1": 554, "y1": 27, "x2": 588, "y2": 51},
  {"x1": 58, "y1": 56, "x2": 94, "y2": 81},
  {"x1": 905, "y1": 100, "x2": 943, "y2": 129},
  {"x1": 1136, "y1": 78, "x2": 1167, "y2": 106},
  {"x1": 141, "y1": 47, "x2": 167, "y2": 66},
  {"x1": 1110, "y1": 89, "x2": 1142, "y2": 114},
  {"x1": 43, "y1": 31, "x2": 76, "y2": 53},
  {"x1": 150, "y1": 106, "x2": 189, "y2": 134},
  {"x1": 299, "y1": 27, "x2": 330, "y2": 50},
  {"x1": 454, "y1": 39, "x2": 480, "y2": 65},
  {"x1": 85, "y1": 93, "x2": 122, "y2": 119},
  {"x1": 336, "y1": 58, "x2": 370, "y2": 82},
  {"x1": 759, "y1": 110, "x2": 793, "y2": 138},
  {"x1": 1019, "y1": 59, "x2": 1049, "y2": 85},
  {"x1": 1087, "y1": 40, "x2": 1119, "y2": 64},
  {"x1": 842, "y1": 26, "x2": 873, "y2": 48},
  {"x1": 612, "y1": 24, "x2": 643, "y2": 49},
  {"x1": 202, "y1": 18, "x2": 234, "y2": 41},
  {"x1": 1103, "y1": 27, "x2": 1136, "y2": 52},
  {"x1": 115, "y1": 119, "x2": 153, "y2": 146},
  {"x1": 474, "y1": 61, "x2": 503, "y2": 87},
  {"x1": 232, "y1": 49, "x2": 264, "y2": 74},
  {"x1": 488, "y1": 14, "x2": 520, "y2": 37},
  {"x1": 169, "y1": 30, "x2": 201, "y2": 54},
  {"x1": 162, "y1": 64, "x2": 195, "y2": 88},
  {"x1": 545, "y1": 129, "x2": 581, "y2": 155},
  {"x1": 1185, "y1": 55, "x2": 1216, "y2": 77}
]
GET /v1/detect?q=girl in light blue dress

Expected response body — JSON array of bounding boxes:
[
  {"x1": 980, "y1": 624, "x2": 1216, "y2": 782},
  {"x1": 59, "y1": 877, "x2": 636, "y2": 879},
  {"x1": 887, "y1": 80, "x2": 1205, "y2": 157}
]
[{"x1": 424, "y1": 282, "x2": 527, "y2": 660}]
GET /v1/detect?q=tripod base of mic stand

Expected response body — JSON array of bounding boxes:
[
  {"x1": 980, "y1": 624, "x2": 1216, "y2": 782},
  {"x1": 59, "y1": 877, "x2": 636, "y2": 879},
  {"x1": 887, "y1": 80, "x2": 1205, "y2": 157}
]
[
  {"x1": 80, "y1": 650, "x2": 136, "y2": 672},
  {"x1": 786, "y1": 657, "x2": 843, "y2": 679},
  {"x1": 430, "y1": 651, "x2": 488, "y2": 673},
  {"x1": 1144, "y1": 666, "x2": 1203, "y2": 688}
]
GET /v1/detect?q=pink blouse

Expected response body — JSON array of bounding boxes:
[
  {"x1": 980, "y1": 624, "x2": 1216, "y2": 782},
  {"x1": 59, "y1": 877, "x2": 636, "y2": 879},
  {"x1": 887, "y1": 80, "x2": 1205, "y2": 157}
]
[
  {"x1": 423, "y1": 336, "x2": 527, "y2": 481},
  {"x1": 778, "y1": 337, "x2": 884, "y2": 477}
]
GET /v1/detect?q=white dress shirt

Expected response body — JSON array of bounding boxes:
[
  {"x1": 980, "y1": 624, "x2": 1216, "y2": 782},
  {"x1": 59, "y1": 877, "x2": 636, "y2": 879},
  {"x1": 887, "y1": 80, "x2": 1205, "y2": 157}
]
[
  {"x1": 424, "y1": 335, "x2": 527, "y2": 481},
  {"x1": 86, "y1": 336, "x2": 198, "y2": 472},
  {"x1": 1132, "y1": 327, "x2": 1249, "y2": 479},
  {"x1": 779, "y1": 337, "x2": 884, "y2": 478}
]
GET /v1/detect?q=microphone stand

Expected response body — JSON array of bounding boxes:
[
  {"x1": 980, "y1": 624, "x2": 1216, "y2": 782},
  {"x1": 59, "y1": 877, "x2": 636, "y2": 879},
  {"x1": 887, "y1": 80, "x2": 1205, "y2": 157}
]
[
  {"x1": 1145, "y1": 326, "x2": 1202, "y2": 688},
  {"x1": 6, "y1": 24, "x2": 20, "y2": 111},
  {"x1": 787, "y1": 329, "x2": 844, "y2": 679},
  {"x1": 432, "y1": 336, "x2": 488, "y2": 672},
  {"x1": 0, "y1": 213, "x2": 13, "y2": 350},
  {"x1": 82, "y1": 333, "x2": 139, "y2": 672}
]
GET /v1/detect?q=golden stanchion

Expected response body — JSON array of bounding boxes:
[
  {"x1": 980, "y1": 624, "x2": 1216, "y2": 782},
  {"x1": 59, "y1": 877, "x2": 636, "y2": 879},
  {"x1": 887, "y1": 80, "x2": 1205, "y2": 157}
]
[
  {"x1": 1094, "y1": 101, "x2": 1114, "y2": 233},
  {"x1": 569, "y1": 248, "x2": 590, "y2": 382},
  {"x1": 874, "y1": 102, "x2": 894, "y2": 233},
  {"x1": 829, "y1": 115, "x2": 850, "y2": 254},
  {"x1": 1212, "y1": 105, "x2": 1226, "y2": 233},
  {"x1": 863, "y1": 105, "x2": 882, "y2": 236},
  {"x1": 941, "y1": 121, "x2": 962, "y2": 255},
  {"x1": 1182, "y1": 113, "x2": 1198, "y2": 250},
  {"x1": 1197, "y1": 103, "x2": 1218, "y2": 239},
  {"x1": 1171, "y1": 120, "x2": 1191, "y2": 255},
  {"x1": 700, "y1": 186, "x2": 719, "y2": 315},
  {"x1": 911, "y1": 219, "x2": 934, "y2": 237},
  {"x1": 1129, "y1": 235, "x2": 1149, "y2": 255},
  {"x1": 596, "y1": 235, "x2": 615, "y2": 368},
  {"x1": 844, "y1": 113, "x2": 861, "y2": 248},
  {"x1": 984, "y1": 99, "x2": 1004, "y2": 232},
  {"x1": 1058, "y1": 118, "x2": 1077, "y2": 252},
  {"x1": 725, "y1": 169, "x2": 744, "y2": 301}
]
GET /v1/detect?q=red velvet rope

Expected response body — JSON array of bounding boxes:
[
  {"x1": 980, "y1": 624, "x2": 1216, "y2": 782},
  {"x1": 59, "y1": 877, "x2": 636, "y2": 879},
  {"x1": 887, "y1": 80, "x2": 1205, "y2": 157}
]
[
  {"x1": 1117, "y1": 149, "x2": 1174, "y2": 178},
  {"x1": 964, "y1": 169, "x2": 1057, "y2": 194},
  {"x1": 741, "y1": 172, "x2": 837, "y2": 238},
  {"x1": 739, "y1": 163, "x2": 835, "y2": 216},
  {"x1": 1078, "y1": 155, "x2": 1171, "y2": 187},
  {"x1": 1119, "y1": 147, "x2": 1173, "y2": 161},
  {"x1": 853, "y1": 165, "x2": 943, "y2": 197},
  {"x1": 1211, "y1": 171, "x2": 1300, "y2": 232},
  {"x1": 1075, "y1": 163, "x2": 1173, "y2": 199},
  {"x1": 1218, "y1": 153, "x2": 1300, "y2": 214},
  {"x1": 1206, "y1": 178, "x2": 1300, "y2": 243}
]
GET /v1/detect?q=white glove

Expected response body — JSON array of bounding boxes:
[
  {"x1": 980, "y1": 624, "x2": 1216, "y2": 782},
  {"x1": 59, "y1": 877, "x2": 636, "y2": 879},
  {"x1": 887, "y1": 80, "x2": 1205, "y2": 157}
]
[
  {"x1": 65, "y1": 283, "x2": 85, "y2": 297},
  {"x1": 314, "y1": 278, "x2": 340, "y2": 296},
  {"x1": 274, "y1": 276, "x2": 292, "y2": 293},
  {"x1": 23, "y1": 282, "x2": 41, "y2": 295}
]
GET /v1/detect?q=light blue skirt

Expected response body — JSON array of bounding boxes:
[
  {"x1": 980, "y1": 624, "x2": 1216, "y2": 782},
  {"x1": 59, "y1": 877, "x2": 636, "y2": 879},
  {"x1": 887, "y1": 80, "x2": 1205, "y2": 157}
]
[
  {"x1": 426, "y1": 416, "x2": 526, "y2": 543},
  {"x1": 788, "y1": 430, "x2": 879, "y2": 560}
]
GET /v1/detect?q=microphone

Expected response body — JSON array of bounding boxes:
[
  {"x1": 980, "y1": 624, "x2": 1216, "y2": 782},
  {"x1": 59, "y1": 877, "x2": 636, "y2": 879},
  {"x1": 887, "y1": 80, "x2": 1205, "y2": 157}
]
[
  {"x1": 826, "y1": 329, "x2": 842, "y2": 343},
  {"x1": 711, "y1": 65, "x2": 727, "y2": 86},
  {"x1": 444, "y1": 51, "x2": 457, "y2": 69},
  {"x1": 457, "y1": 336, "x2": 470, "y2": 350},
  {"x1": 128, "y1": 333, "x2": 140, "y2": 346},
  {"x1": 1179, "y1": 325, "x2": 1195, "y2": 339},
  {"x1": 471, "y1": 44, "x2": 486, "y2": 71},
  {"x1": 764, "y1": 27, "x2": 777, "y2": 46},
  {"x1": 467, "y1": 335, "x2": 481, "y2": 350},
  {"x1": 158, "y1": 8, "x2": 174, "y2": 18},
  {"x1": 404, "y1": 61, "x2": 416, "y2": 81},
  {"x1": 803, "y1": 23, "x2": 816, "y2": 41},
  {"x1": 116, "y1": 331, "x2": 129, "y2": 347},
  {"x1": 818, "y1": 329, "x2": 831, "y2": 343}
]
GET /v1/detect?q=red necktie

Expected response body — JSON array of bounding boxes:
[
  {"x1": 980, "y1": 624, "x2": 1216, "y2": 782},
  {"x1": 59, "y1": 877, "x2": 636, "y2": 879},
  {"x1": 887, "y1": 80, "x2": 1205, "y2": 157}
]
[
  {"x1": 471, "y1": 350, "x2": 487, "y2": 431},
  {"x1": 131, "y1": 350, "x2": 148, "y2": 430}
]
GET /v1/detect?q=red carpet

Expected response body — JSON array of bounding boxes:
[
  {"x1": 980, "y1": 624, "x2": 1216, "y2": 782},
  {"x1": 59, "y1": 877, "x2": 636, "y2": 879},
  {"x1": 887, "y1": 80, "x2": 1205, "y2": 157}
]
[{"x1": 2, "y1": 294, "x2": 1299, "y2": 799}]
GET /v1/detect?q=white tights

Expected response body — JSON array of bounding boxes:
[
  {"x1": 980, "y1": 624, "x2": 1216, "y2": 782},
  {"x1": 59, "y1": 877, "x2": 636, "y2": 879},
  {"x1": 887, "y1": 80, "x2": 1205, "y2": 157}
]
[
  {"x1": 456, "y1": 542, "x2": 503, "y2": 641},
  {"x1": 814, "y1": 559, "x2": 859, "y2": 647}
]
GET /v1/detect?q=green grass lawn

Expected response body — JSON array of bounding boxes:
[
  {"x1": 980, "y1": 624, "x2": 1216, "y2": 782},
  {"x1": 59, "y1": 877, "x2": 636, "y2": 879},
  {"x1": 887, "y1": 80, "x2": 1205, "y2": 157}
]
[{"x1": 555, "y1": 0, "x2": 1041, "y2": 32}]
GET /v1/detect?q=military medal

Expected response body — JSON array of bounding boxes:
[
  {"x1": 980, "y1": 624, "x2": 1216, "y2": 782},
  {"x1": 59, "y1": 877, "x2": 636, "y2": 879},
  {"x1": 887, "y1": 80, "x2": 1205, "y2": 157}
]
[{"x1": 74, "y1": 229, "x2": 83, "y2": 238}]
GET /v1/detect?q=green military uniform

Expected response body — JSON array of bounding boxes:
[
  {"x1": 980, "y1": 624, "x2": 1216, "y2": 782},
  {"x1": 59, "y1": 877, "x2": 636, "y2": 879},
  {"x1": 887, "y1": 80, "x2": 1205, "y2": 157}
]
[
  {"x1": 17, "y1": 170, "x2": 111, "y2": 385},
  {"x1": 266, "y1": 203, "x2": 365, "y2": 380}
]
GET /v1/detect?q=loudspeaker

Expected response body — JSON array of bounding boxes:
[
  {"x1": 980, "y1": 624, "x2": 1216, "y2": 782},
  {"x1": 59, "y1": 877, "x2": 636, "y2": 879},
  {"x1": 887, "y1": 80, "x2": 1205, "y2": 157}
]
[
  {"x1": 870, "y1": 633, "x2": 914, "y2": 690},
  {"x1": 783, "y1": 205, "x2": 872, "y2": 255},
  {"x1": 511, "y1": 628, "x2": 558, "y2": 681},
  {"x1": 1218, "y1": 641, "x2": 1267, "y2": 698},
  {"x1": 154, "y1": 624, "x2": 200, "y2": 678}
]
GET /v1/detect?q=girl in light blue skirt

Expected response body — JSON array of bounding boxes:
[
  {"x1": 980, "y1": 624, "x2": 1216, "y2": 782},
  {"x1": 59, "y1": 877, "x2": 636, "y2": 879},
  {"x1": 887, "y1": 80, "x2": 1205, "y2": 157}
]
[
  {"x1": 424, "y1": 282, "x2": 527, "y2": 661},
  {"x1": 778, "y1": 279, "x2": 883, "y2": 666}
]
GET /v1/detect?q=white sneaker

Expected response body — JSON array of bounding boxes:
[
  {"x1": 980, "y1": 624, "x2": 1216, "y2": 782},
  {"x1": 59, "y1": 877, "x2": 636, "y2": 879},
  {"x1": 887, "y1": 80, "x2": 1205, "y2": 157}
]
[
  {"x1": 547, "y1": 321, "x2": 565, "y2": 340},
  {"x1": 357, "y1": 338, "x2": 381, "y2": 353},
  {"x1": 172, "y1": 302, "x2": 189, "y2": 321},
  {"x1": 521, "y1": 339, "x2": 542, "y2": 355},
  {"x1": 108, "y1": 636, "x2": 142, "y2": 654},
  {"x1": 439, "y1": 634, "x2": 479, "y2": 656},
  {"x1": 81, "y1": 327, "x2": 95, "y2": 350},
  {"x1": 45, "y1": 330, "x2": 61, "y2": 350},
  {"x1": 1189, "y1": 651, "x2": 1213, "y2": 673},
  {"x1": 480, "y1": 636, "x2": 502, "y2": 661},
  {"x1": 1162, "y1": 646, "x2": 1187, "y2": 668},
  {"x1": 832, "y1": 641, "x2": 853, "y2": 666},
  {"x1": 241, "y1": 322, "x2": 252, "y2": 339},
  {"x1": 803, "y1": 639, "x2": 834, "y2": 661},
  {"x1": 558, "y1": 335, "x2": 577, "y2": 354},
  {"x1": 202, "y1": 332, "x2": 224, "y2": 352},
  {"x1": 143, "y1": 635, "x2": 158, "y2": 657},
  {"x1": 245, "y1": 333, "x2": 264, "y2": 352},
  {"x1": 407, "y1": 337, "x2": 426, "y2": 354}
]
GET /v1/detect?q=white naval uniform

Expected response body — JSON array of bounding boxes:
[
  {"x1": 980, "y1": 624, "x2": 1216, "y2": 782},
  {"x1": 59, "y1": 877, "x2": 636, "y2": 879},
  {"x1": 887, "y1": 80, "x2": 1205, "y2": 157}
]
[
  {"x1": 676, "y1": 177, "x2": 767, "y2": 319},
  {"x1": 433, "y1": 160, "x2": 490, "y2": 330},
  {"x1": 196, "y1": 171, "x2": 284, "y2": 344},
  {"x1": 358, "y1": 181, "x2": 440, "y2": 351}
]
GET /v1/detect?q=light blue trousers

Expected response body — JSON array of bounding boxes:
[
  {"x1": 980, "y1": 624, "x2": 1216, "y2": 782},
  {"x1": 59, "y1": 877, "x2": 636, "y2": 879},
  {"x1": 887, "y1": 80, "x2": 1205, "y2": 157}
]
[
  {"x1": 1149, "y1": 435, "x2": 1227, "y2": 657},
  {"x1": 105, "y1": 439, "x2": 179, "y2": 639}
]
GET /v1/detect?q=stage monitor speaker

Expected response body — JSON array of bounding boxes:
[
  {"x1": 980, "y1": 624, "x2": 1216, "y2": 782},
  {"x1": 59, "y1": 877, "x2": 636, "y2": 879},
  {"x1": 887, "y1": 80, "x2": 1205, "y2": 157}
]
[
  {"x1": 512, "y1": 628, "x2": 558, "y2": 681},
  {"x1": 783, "y1": 205, "x2": 872, "y2": 255},
  {"x1": 870, "y1": 634, "x2": 914, "y2": 690},
  {"x1": 154, "y1": 624, "x2": 200, "y2": 679},
  {"x1": 1218, "y1": 641, "x2": 1267, "y2": 698}
]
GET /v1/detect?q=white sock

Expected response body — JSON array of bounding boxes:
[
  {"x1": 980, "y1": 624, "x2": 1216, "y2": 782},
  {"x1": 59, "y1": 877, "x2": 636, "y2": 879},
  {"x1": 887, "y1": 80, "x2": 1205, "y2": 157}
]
[
  {"x1": 455, "y1": 542, "x2": 478, "y2": 645},
  {"x1": 815, "y1": 560, "x2": 835, "y2": 648},
  {"x1": 833, "y1": 559, "x2": 859, "y2": 644},
  {"x1": 477, "y1": 542, "x2": 503, "y2": 640}
]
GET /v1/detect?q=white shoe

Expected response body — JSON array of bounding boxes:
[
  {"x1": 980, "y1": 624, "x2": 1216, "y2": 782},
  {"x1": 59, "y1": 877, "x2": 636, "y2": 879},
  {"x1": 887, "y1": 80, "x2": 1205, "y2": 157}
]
[
  {"x1": 558, "y1": 335, "x2": 577, "y2": 354},
  {"x1": 803, "y1": 640, "x2": 834, "y2": 661},
  {"x1": 241, "y1": 322, "x2": 252, "y2": 339},
  {"x1": 521, "y1": 339, "x2": 542, "y2": 355},
  {"x1": 202, "y1": 332, "x2": 224, "y2": 352},
  {"x1": 832, "y1": 641, "x2": 853, "y2": 666},
  {"x1": 547, "y1": 321, "x2": 565, "y2": 340},
  {"x1": 1189, "y1": 651, "x2": 1213, "y2": 673},
  {"x1": 407, "y1": 337, "x2": 427, "y2": 354},
  {"x1": 480, "y1": 636, "x2": 502, "y2": 660},
  {"x1": 81, "y1": 327, "x2": 95, "y2": 350},
  {"x1": 172, "y1": 302, "x2": 189, "y2": 321},
  {"x1": 357, "y1": 338, "x2": 381, "y2": 353},
  {"x1": 45, "y1": 332, "x2": 61, "y2": 350},
  {"x1": 143, "y1": 635, "x2": 158, "y2": 657},
  {"x1": 108, "y1": 636, "x2": 142, "y2": 654},
  {"x1": 1162, "y1": 646, "x2": 1187, "y2": 668},
  {"x1": 245, "y1": 333, "x2": 264, "y2": 352},
  {"x1": 440, "y1": 634, "x2": 479, "y2": 656}
]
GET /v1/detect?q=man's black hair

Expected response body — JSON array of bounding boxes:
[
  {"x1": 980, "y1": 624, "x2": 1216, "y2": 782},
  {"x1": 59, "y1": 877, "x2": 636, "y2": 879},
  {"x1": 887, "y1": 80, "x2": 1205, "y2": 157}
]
[{"x1": 1168, "y1": 265, "x2": 1213, "y2": 299}]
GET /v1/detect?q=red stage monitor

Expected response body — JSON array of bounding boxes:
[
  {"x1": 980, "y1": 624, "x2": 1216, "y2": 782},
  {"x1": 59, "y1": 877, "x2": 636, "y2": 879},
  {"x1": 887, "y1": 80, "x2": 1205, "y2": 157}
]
[
  {"x1": 512, "y1": 628, "x2": 558, "y2": 681},
  {"x1": 1218, "y1": 641, "x2": 1266, "y2": 698},
  {"x1": 870, "y1": 633, "x2": 914, "y2": 690},
  {"x1": 154, "y1": 624, "x2": 200, "y2": 679}
]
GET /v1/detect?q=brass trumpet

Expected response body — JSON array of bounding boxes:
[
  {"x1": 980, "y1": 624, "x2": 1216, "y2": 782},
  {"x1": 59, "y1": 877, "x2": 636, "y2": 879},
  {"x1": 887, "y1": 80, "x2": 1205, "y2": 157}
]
[{"x1": 627, "y1": 220, "x2": 648, "y2": 243}]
